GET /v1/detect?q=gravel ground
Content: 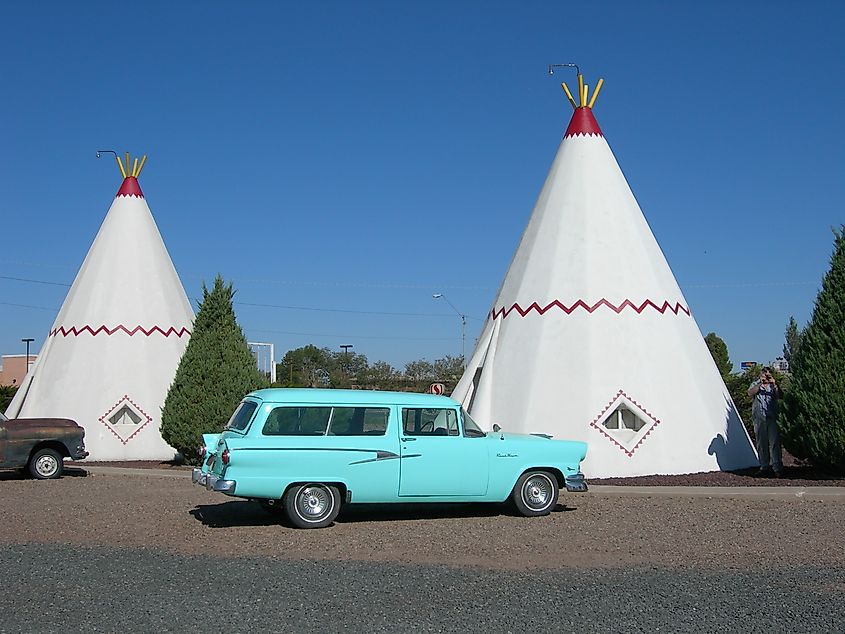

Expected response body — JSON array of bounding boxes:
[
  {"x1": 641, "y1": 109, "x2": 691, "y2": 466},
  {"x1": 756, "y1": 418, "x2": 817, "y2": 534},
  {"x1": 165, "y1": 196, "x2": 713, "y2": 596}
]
[
  {"x1": 1, "y1": 471, "x2": 843, "y2": 632},
  {"x1": 1, "y1": 470, "x2": 844, "y2": 569}
]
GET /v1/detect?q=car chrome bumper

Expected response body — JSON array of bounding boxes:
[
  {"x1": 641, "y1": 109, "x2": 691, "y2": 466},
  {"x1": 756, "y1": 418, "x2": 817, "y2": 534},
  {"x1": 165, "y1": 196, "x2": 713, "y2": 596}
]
[
  {"x1": 564, "y1": 472, "x2": 588, "y2": 493},
  {"x1": 191, "y1": 468, "x2": 207, "y2": 486},
  {"x1": 196, "y1": 471, "x2": 236, "y2": 495}
]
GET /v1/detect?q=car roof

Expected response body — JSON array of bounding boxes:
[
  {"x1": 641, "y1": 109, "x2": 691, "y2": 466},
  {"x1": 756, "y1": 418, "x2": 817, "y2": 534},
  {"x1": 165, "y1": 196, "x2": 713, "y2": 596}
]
[{"x1": 247, "y1": 388, "x2": 459, "y2": 407}]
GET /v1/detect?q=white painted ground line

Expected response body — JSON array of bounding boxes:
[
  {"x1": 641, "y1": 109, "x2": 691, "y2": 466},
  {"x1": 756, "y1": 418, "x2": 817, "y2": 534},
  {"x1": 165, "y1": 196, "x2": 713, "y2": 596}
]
[
  {"x1": 589, "y1": 485, "x2": 845, "y2": 499},
  {"x1": 79, "y1": 466, "x2": 845, "y2": 499}
]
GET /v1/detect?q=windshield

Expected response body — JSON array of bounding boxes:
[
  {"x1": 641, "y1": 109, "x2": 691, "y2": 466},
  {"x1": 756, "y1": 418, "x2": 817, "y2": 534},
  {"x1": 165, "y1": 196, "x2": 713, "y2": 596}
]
[{"x1": 461, "y1": 407, "x2": 484, "y2": 435}]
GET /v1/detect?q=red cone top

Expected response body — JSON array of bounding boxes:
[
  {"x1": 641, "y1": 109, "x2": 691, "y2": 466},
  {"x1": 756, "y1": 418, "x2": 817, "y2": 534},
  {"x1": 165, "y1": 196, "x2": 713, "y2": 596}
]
[
  {"x1": 564, "y1": 107, "x2": 603, "y2": 138},
  {"x1": 117, "y1": 176, "x2": 144, "y2": 198}
]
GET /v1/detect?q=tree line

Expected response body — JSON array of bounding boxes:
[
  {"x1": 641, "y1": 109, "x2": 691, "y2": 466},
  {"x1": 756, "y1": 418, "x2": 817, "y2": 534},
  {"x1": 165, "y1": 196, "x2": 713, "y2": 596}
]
[{"x1": 275, "y1": 344, "x2": 464, "y2": 392}]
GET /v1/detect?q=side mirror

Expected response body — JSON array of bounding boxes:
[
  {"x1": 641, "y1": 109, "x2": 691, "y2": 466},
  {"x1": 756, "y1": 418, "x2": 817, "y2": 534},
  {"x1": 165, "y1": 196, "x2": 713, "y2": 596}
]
[{"x1": 492, "y1": 424, "x2": 501, "y2": 432}]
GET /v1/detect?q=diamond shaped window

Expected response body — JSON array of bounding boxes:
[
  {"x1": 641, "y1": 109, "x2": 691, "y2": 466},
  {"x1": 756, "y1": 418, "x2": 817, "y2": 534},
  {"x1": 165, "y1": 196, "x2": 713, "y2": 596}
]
[
  {"x1": 589, "y1": 390, "x2": 661, "y2": 457},
  {"x1": 109, "y1": 405, "x2": 142, "y2": 428},
  {"x1": 99, "y1": 396, "x2": 152, "y2": 445}
]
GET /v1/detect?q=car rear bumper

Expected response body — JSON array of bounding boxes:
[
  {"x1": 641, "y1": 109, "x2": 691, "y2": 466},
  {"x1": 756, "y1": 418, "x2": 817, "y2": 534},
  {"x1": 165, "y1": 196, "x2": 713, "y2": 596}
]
[
  {"x1": 192, "y1": 468, "x2": 236, "y2": 495},
  {"x1": 564, "y1": 472, "x2": 588, "y2": 493}
]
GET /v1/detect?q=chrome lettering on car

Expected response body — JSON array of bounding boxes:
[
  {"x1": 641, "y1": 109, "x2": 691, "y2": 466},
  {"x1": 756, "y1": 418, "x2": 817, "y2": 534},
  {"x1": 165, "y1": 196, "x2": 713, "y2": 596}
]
[
  {"x1": 348, "y1": 450, "x2": 400, "y2": 465},
  {"x1": 496, "y1": 453, "x2": 519, "y2": 458}
]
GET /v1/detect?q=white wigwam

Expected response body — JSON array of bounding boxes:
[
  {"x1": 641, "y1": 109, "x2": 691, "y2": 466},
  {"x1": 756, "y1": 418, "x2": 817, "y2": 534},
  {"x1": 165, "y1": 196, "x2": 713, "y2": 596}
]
[
  {"x1": 451, "y1": 74, "x2": 757, "y2": 477},
  {"x1": 6, "y1": 154, "x2": 194, "y2": 460}
]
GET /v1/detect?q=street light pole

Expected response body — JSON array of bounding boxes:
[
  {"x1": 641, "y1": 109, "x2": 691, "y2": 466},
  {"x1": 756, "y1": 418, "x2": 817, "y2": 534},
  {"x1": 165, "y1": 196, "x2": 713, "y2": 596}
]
[
  {"x1": 432, "y1": 293, "x2": 466, "y2": 369},
  {"x1": 21, "y1": 338, "x2": 34, "y2": 377},
  {"x1": 340, "y1": 344, "x2": 353, "y2": 383}
]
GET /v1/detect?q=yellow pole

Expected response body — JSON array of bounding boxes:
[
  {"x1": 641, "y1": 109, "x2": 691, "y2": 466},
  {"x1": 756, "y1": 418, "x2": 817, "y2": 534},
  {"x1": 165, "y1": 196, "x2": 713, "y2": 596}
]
[
  {"x1": 125, "y1": 152, "x2": 130, "y2": 178},
  {"x1": 136, "y1": 155, "x2": 147, "y2": 178},
  {"x1": 588, "y1": 78, "x2": 604, "y2": 109},
  {"x1": 561, "y1": 83, "x2": 577, "y2": 109},
  {"x1": 577, "y1": 73, "x2": 584, "y2": 107},
  {"x1": 132, "y1": 157, "x2": 139, "y2": 177},
  {"x1": 116, "y1": 155, "x2": 126, "y2": 178},
  {"x1": 582, "y1": 84, "x2": 588, "y2": 108}
]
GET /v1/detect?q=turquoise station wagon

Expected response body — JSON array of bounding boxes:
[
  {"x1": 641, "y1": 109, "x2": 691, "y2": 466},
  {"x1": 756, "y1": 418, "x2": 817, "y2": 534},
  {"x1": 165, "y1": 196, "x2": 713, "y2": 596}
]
[{"x1": 192, "y1": 388, "x2": 588, "y2": 528}]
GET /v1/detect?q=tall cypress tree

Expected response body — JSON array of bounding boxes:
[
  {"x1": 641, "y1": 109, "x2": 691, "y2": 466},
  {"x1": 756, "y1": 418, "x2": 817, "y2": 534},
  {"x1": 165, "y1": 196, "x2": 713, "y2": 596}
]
[
  {"x1": 780, "y1": 227, "x2": 845, "y2": 473},
  {"x1": 704, "y1": 332, "x2": 733, "y2": 377},
  {"x1": 161, "y1": 275, "x2": 268, "y2": 463}
]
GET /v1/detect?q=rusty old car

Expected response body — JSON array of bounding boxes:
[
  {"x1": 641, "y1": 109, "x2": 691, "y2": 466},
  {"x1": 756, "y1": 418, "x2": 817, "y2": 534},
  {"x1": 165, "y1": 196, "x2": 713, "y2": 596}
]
[{"x1": 0, "y1": 411, "x2": 88, "y2": 479}]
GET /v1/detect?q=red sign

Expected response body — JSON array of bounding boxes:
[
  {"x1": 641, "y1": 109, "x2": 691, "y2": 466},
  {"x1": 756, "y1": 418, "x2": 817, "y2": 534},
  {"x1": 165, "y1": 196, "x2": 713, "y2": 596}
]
[{"x1": 428, "y1": 383, "x2": 445, "y2": 395}]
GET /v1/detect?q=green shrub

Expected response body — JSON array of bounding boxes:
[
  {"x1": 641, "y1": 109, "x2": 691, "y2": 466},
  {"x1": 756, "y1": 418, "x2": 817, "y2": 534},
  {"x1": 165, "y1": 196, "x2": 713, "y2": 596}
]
[
  {"x1": 0, "y1": 385, "x2": 18, "y2": 412},
  {"x1": 780, "y1": 227, "x2": 845, "y2": 473},
  {"x1": 160, "y1": 275, "x2": 268, "y2": 464}
]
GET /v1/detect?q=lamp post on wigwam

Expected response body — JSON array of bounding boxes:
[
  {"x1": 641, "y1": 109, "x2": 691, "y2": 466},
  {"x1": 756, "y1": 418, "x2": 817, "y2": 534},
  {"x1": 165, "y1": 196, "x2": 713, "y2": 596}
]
[{"x1": 432, "y1": 293, "x2": 466, "y2": 369}]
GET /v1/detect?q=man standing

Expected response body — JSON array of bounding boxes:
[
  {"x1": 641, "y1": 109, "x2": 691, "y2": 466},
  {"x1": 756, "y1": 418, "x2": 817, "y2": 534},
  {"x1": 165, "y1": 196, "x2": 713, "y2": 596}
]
[{"x1": 747, "y1": 366, "x2": 784, "y2": 477}]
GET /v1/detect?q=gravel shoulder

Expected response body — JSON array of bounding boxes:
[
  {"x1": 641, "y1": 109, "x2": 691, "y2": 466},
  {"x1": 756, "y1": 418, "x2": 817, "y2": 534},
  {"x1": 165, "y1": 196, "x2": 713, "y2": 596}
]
[{"x1": 1, "y1": 470, "x2": 843, "y2": 572}]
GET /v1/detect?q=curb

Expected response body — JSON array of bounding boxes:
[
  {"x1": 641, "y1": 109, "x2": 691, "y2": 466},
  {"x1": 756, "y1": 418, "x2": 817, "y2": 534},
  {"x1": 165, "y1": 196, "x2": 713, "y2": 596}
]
[
  {"x1": 82, "y1": 466, "x2": 190, "y2": 479},
  {"x1": 590, "y1": 484, "x2": 845, "y2": 500},
  {"x1": 80, "y1": 466, "x2": 845, "y2": 499}
]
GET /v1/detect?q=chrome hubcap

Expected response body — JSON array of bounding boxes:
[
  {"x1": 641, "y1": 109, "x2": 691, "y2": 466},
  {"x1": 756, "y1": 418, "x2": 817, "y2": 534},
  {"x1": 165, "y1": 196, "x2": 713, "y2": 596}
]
[
  {"x1": 297, "y1": 486, "x2": 331, "y2": 520},
  {"x1": 522, "y1": 475, "x2": 553, "y2": 510},
  {"x1": 36, "y1": 455, "x2": 58, "y2": 477}
]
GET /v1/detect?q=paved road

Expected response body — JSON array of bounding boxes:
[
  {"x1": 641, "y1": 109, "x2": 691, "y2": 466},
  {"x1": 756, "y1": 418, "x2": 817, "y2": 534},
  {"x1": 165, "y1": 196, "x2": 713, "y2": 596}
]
[
  {"x1": 1, "y1": 543, "x2": 842, "y2": 633},
  {"x1": 1, "y1": 471, "x2": 843, "y2": 632}
]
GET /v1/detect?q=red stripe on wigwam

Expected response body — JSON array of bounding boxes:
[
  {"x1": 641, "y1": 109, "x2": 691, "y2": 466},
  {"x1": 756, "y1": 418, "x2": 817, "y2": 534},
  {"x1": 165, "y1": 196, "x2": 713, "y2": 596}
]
[
  {"x1": 117, "y1": 177, "x2": 144, "y2": 198},
  {"x1": 564, "y1": 107, "x2": 603, "y2": 138}
]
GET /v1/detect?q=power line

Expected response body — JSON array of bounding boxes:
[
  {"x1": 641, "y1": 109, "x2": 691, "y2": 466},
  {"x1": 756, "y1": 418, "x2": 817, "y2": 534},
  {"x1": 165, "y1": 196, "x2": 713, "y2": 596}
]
[
  {"x1": 0, "y1": 275, "x2": 71, "y2": 287},
  {"x1": 0, "y1": 301, "x2": 59, "y2": 312},
  {"x1": 235, "y1": 300, "x2": 460, "y2": 319},
  {"x1": 245, "y1": 327, "x2": 455, "y2": 342}
]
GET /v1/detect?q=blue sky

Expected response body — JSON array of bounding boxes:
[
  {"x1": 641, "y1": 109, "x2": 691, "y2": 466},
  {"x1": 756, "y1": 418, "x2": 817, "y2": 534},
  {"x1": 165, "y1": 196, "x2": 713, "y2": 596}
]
[{"x1": 1, "y1": 1, "x2": 843, "y2": 371}]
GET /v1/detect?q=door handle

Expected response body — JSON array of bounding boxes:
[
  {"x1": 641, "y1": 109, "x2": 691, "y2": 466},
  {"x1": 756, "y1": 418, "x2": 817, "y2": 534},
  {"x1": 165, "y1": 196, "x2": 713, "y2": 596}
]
[{"x1": 401, "y1": 437, "x2": 416, "y2": 442}]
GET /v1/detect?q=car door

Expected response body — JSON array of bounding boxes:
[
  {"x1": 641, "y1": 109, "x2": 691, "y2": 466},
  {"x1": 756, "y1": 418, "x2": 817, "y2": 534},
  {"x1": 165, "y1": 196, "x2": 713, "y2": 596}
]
[{"x1": 398, "y1": 406, "x2": 488, "y2": 496}]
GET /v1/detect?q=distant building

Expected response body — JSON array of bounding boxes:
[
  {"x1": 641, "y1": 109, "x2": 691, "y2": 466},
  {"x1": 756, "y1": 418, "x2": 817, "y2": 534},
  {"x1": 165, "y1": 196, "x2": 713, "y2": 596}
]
[
  {"x1": 0, "y1": 354, "x2": 38, "y2": 387},
  {"x1": 771, "y1": 356, "x2": 790, "y2": 373}
]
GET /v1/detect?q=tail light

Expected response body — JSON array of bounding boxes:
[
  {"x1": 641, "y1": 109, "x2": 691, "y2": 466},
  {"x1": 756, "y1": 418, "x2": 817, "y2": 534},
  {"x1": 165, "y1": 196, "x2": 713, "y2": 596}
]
[{"x1": 221, "y1": 449, "x2": 230, "y2": 466}]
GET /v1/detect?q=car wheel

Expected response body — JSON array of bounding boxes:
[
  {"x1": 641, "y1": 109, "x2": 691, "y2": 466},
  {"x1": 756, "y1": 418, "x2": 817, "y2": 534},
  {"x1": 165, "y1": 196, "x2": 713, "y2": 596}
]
[
  {"x1": 511, "y1": 470, "x2": 558, "y2": 517},
  {"x1": 284, "y1": 483, "x2": 340, "y2": 529},
  {"x1": 28, "y1": 448, "x2": 64, "y2": 480}
]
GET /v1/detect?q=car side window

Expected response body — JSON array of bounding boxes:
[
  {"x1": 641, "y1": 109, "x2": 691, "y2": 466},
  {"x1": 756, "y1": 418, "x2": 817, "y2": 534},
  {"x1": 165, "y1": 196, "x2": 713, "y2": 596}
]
[
  {"x1": 225, "y1": 401, "x2": 259, "y2": 431},
  {"x1": 327, "y1": 407, "x2": 390, "y2": 436},
  {"x1": 262, "y1": 407, "x2": 331, "y2": 435},
  {"x1": 402, "y1": 408, "x2": 459, "y2": 437}
]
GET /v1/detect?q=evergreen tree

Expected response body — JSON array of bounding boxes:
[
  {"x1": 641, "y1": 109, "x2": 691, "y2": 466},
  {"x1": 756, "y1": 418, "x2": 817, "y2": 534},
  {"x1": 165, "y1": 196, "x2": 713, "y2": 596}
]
[
  {"x1": 0, "y1": 385, "x2": 18, "y2": 412},
  {"x1": 780, "y1": 227, "x2": 845, "y2": 473},
  {"x1": 783, "y1": 316, "x2": 804, "y2": 368},
  {"x1": 704, "y1": 332, "x2": 733, "y2": 377},
  {"x1": 161, "y1": 276, "x2": 268, "y2": 464}
]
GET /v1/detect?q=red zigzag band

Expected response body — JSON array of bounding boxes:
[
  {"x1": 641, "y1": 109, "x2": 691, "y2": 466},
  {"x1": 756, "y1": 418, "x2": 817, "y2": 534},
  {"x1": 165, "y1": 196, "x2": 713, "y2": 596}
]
[
  {"x1": 490, "y1": 298, "x2": 690, "y2": 320},
  {"x1": 50, "y1": 325, "x2": 192, "y2": 338}
]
